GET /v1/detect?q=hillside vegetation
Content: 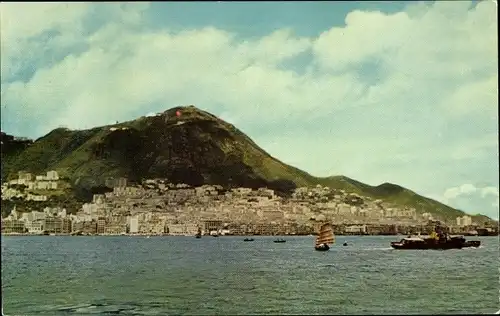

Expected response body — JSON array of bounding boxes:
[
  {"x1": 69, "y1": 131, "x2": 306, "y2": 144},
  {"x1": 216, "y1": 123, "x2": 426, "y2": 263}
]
[{"x1": 1, "y1": 106, "x2": 494, "y2": 223}]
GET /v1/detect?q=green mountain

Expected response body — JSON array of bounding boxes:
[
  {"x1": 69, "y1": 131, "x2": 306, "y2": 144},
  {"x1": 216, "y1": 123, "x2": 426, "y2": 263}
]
[{"x1": 0, "y1": 105, "x2": 494, "y2": 223}]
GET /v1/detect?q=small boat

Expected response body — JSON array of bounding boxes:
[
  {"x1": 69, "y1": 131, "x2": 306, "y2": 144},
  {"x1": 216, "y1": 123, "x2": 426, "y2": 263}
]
[
  {"x1": 315, "y1": 223, "x2": 335, "y2": 251},
  {"x1": 243, "y1": 238, "x2": 254, "y2": 242},
  {"x1": 343, "y1": 242, "x2": 348, "y2": 246},
  {"x1": 273, "y1": 238, "x2": 286, "y2": 243},
  {"x1": 195, "y1": 227, "x2": 202, "y2": 239},
  {"x1": 390, "y1": 226, "x2": 481, "y2": 250}
]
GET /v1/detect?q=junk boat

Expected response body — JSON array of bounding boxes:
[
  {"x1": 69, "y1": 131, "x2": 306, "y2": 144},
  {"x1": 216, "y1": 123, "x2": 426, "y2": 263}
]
[
  {"x1": 390, "y1": 225, "x2": 481, "y2": 250},
  {"x1": 195, "y1": 227, "x2": 202, "y2": 239},
  {"x1": 315, "y1": 223, "x2": 335, "y2": 251}
]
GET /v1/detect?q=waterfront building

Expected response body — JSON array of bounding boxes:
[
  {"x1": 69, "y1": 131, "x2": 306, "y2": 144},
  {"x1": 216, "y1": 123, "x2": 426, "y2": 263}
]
[
  {"x1": 104, "y1": 224, "x2": 126, "y2": 235},
  {"x1": 167, "y1": 224, "x2": 189, "y2": 235},
  {"x1": 61, "y1": 218, "x2": 72, "y2": 233},
  {"x1": 97, "y1": 217, "x2": 106, "y2": 234},
  {"x1": 1, "y1": 219, "x2": 25, "y2": 233},
  {"x1": 44, "y1": 217, "x2": 63, "y2": 233},
  {"x1": 344, "y1": 224, "x2": 367, "y2": 235},
  {"x1": 203, "y1": 220, "x2": 223, "y2": 234},
  {"x1": 127, "y1": 216, "x2": 139, "y2": 234},
  {"x1": 82, "y1": 221, "x2": 97, "y2": 234},
  {"x1": 29, "y1": 220, "x2": 44, "y2": 234}
]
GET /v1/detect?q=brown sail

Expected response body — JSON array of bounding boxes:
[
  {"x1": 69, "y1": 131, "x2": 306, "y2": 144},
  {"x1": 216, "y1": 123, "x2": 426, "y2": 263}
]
[{"x1": 315, "y1": 223, "x2": 335, "y2": 247}]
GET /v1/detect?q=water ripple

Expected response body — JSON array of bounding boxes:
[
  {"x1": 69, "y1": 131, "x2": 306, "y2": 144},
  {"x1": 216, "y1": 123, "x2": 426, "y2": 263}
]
[{"x1": 2, "y1": 236, "x2": 498, "y2": 315}]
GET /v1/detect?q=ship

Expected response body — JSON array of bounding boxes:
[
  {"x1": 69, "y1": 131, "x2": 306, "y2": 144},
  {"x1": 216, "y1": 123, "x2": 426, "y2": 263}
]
[
  {"x1": 390, "y1": 225, "x2": 481, "y2": 250},
  {"x1": 195, "y1": 227, "x2": 202, "y2": 239},
  {"x1": 315, "y1": 223, "x2": 335, "y2": 251}
]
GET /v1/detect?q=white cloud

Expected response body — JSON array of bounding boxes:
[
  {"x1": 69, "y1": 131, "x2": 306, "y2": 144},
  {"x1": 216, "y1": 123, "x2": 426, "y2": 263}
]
[
  {"x1": 1, "y1": 1, "x2": 496, "y2": 132},
  {"x1": 0, "y1": 2, "x2": 91, "y2": 81},
  {"x1": 442, "y1": 76, "x2": 498, "y2": 119},
  {"x1": 443, "y1": 184, "x2": 479, "y2": 201},
  {"x1": 0, "y1": 3, "x2": 89, "y2": 42},
  {"x1": 0, "y1": 1, "x2": 497, "y2": 217},
  {"x1": 435, "y1": 184, "x2": 499, "y2": 219},
  {"x1": 479, "y1": 186, "x2": 500, "y2": 209}
]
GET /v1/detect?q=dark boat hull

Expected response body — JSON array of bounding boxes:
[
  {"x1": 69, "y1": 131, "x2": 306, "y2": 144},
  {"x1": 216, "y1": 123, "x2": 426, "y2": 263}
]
[
  {"x1": 390, "y1": 240, "x2": 481, "y2": 250},
  {"x1": 315, "y1": 244, "x2": 330, "y2": 251},
  {"x1": 273, "y1": 240, "x2": 286, "y2": 243}
]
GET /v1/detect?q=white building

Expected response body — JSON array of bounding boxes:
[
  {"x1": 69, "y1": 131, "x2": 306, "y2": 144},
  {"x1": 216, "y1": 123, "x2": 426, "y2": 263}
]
[
  {"x1": 128, "y1": 216, "x2": 139, "y2": 234},
  {"x1": 26, "y1": 193, "x2": 48, "y2": 201},
  {"x1": 168, "y1": 224, "x2": 189, "y2": 235},
  {"x1": 46, "y1": 170, "x2": 59, "y2": 181},
  {"x1": 82, "y1": 203, "x2": 100, "y2": 215},
  {"x1": 345, "y1": 225, "x2": 367, "y2": 234},
  {"x1": 231, "y1": 188, "x2": 253, "y2": 196},
  {"x1": 456, "y1": 215, "x2": 472, "y2": 227},
  {"x1": 18, "y1": 172, "x2": 33, "y2": 182},
  {"x1": 5, "y1": 207, "x2": 20, "y2": 220},
  {"x1": 32, "y1": 211, "x2": 46, "y2": 221},
  {"x1": 28, "y1": 220, "x2": 44, "y2": 234},
  {"x1": 58, "y1": 209, "x2": 67, "y2": 218},
  {"x1": 92, "y1": 194, "x2": 106, "y2": 204}
]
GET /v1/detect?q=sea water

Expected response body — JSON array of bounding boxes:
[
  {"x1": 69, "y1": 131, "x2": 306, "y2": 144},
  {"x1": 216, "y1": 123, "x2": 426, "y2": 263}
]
[{"x1": 2, "y1": 235, "x2": 498, "y2": 315}]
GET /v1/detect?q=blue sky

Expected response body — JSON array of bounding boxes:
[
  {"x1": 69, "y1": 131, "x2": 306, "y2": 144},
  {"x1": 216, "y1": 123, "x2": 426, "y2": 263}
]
[{"x1": 1, "y1": 1, "x2": 498, "y2": 220}]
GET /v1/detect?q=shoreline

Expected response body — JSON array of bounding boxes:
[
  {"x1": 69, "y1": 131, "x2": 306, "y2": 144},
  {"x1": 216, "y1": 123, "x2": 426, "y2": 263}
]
[{"x1": 2, "y1": 233, "x2": 496, "y2": 237}]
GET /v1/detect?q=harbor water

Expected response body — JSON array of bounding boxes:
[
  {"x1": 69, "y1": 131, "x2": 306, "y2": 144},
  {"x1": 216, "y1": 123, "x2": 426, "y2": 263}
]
[{"x1": 2, "y1": 235, "x2": 499, "y2": 315}]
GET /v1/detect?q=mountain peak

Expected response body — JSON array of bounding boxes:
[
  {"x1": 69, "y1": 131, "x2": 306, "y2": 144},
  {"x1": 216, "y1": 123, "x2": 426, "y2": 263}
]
[{"x1": 1, "y1": 106, "x2": 494, "y2": 222}]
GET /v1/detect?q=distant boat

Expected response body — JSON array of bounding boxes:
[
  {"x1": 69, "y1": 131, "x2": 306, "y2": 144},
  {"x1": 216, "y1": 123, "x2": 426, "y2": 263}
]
[
  {"x1": 315, "y1": 223, "x2": 335, "y2": 251},
  {"x1": 273, "y1": 238, "x2": 286, "y2": 243},
  {"x1": 343, "y1": 242, "x2": 348, "y2": 246},
  {"x1": 244, "y1": 238, "x2": 254, "y2": 242},
  {"x1": 195, "y1": 227, "x2": 202, "y2": 239}
]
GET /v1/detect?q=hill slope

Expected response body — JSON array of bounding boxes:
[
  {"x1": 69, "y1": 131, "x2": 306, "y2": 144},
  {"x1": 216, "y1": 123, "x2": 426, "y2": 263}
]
[{"x1": 0, "y1": 106, "x2": 494, "y2": 223}]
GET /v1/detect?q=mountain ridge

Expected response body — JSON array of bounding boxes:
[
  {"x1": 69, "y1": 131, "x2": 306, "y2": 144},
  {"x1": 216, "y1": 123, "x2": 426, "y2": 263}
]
[{"x1": 1, "y1": 105, "x2": 495, "y2": 223}]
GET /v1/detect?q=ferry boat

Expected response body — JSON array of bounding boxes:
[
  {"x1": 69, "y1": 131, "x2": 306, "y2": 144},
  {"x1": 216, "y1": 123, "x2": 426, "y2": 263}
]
[{"x1": 390, "y1": 226, "x2": 481, "y2": 250}]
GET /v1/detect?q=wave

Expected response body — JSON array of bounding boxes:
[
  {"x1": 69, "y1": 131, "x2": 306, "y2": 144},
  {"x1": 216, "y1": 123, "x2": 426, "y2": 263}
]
[
  {"x1": 360, "y1": 247, "x2": 394, "y2": 251},
  {"x1": 53, "y1": 303, "x2": 142, "y2": 314}
]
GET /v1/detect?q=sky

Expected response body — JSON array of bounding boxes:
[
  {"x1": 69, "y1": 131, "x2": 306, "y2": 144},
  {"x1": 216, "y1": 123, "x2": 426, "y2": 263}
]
[{"x1": 0, "y1": 1, "x2": 498, "y2": 220}]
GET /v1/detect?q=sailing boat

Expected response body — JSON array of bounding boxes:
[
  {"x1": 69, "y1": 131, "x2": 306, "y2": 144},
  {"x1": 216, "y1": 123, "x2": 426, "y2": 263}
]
[
  {"x1": 315, "y1": 223, "x2": 335, "y2": 251},
  {"x1": 195, "y1": 227, "x2": 202, "y2": 239}
]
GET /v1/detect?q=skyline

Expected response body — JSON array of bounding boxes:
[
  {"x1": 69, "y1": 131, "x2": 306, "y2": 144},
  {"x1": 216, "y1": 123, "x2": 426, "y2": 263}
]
[{"x1": 0, "y1": 1, "x2": 498, "y2": 220}]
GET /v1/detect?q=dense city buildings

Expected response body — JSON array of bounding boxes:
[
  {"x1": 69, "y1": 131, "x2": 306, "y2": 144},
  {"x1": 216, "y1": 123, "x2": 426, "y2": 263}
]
[{"x1": 1, "y1": 173, "x2": 498, "y2": 236}]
